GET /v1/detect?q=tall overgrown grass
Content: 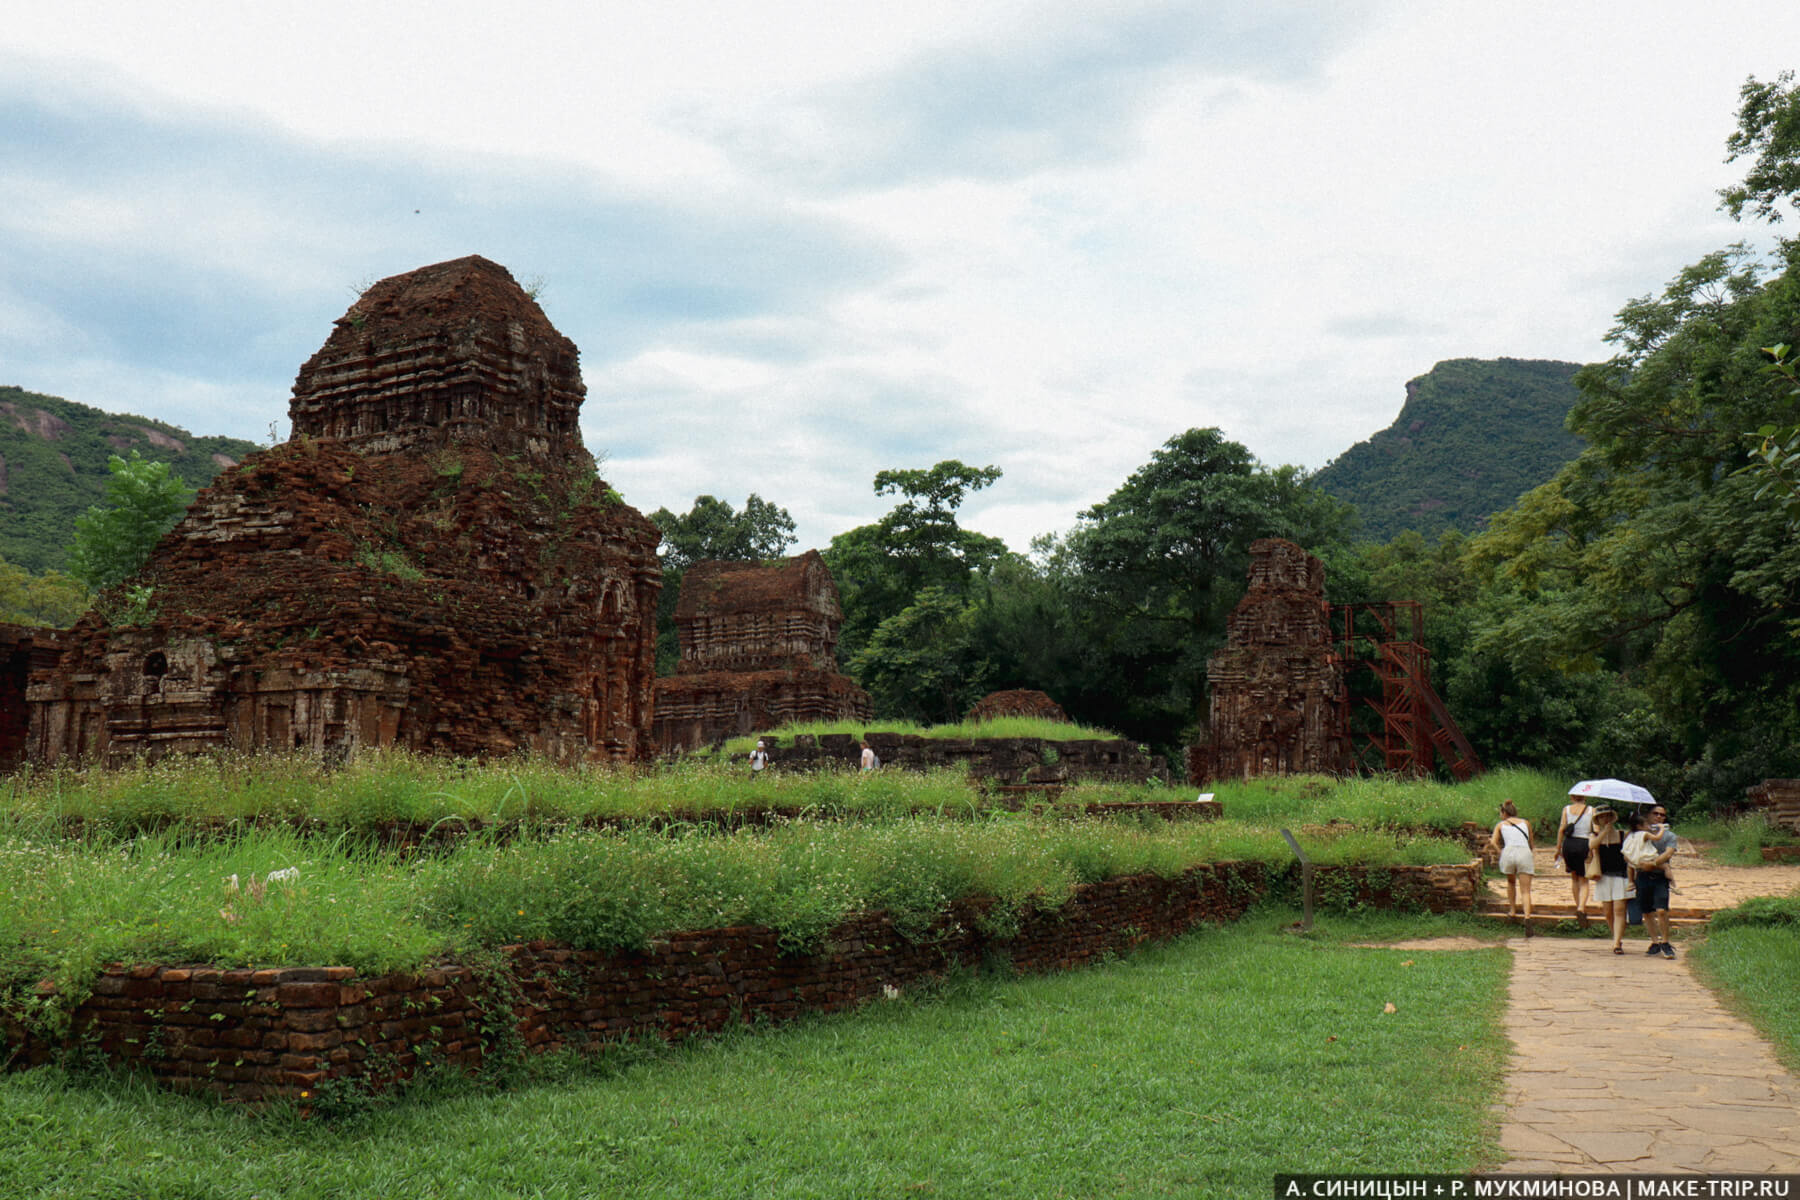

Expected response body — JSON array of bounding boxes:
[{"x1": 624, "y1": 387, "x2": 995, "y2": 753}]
[
  {"x1": 1, "y1": 808, "x2": 1473, "y2": 1015},
  {"x1": 0, "y1": 753, "x2": 993, "y2": 833},
  {"x1": 716, "y1": 715, "x2": 1125, "y2": 754}
]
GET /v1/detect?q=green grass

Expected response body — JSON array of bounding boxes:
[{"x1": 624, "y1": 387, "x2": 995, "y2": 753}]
[
  {"x1": 3, "y1": 753, "x2": 1578, "y2": 846},
  {"x1": 717, "y1": 715, "x2": 1126, "y2": 755},
  {"x1": 1, "y1": 813, "x2": 1475, "y2": 1013},
  {"x1": 1075, "y1": 765, "x2": 1570, "y2": 835},
  {"x1": 1688, "y1": 893, "x2": 1800, "y2": 1073},
  {"x1": 0, "y1": 910, "x2": 1512, "y2": 1198},
  {"x1": 1678, "y1": 812, "x2": 1800, "y2": 865},
  {"x1": 0, "y1": 754, "x2": 993, "y2": 833}
]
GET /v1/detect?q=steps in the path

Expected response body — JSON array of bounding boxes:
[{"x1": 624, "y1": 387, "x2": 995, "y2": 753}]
[{"x1": 1475, "y1": 899, "x2": 1711, "y2": 929}]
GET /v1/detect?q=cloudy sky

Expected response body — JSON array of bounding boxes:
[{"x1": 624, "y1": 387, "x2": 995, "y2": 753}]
[{"x1": 4, "y1": 2, "x2": 1797, "y2": 554}]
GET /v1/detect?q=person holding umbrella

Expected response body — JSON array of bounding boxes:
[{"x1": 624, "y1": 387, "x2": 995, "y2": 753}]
[{"x1": 1588, "y1": 807, "x2": 1630, "y2": 953}]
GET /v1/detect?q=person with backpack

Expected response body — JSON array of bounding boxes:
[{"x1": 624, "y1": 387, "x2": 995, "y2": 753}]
[{"x1": 1553, "y1": 791, "x2": 1597, "y2": 923}]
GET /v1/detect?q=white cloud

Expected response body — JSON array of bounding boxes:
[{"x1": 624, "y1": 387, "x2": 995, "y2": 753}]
[{"x1": 4, "y1": 1, "x2": 1800, "y2": 556}]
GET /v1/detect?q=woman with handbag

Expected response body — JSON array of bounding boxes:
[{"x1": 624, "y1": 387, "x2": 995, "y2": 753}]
[
  {"x1": 1487, "y1": 800, "x2": 1536, "y2": 927},
  {"x1": 1587, "y1": 808, "x2": 1629, "y2": 953},
  {"x1": 1554, "y1": 791, "x2": 1596, "y2": 923}
]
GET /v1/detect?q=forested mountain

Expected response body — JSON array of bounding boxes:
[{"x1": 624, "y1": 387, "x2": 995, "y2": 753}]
[
  {"x1": 1312, "y1": 358, "x2": 1585, "y2": 542},
  {"x1": 0, "y1": 386, "x2": 261, "y2": 572}
]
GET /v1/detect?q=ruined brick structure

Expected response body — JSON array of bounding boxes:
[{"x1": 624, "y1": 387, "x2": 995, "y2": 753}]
[
  {"x1": 651, "y1": 551, "x2": 869, "y2": 752},
  {"x1": 1746, "y1": 779, "x2": 1800, "y2": 835},
  {"x1": 1189, "y1": 538, "x2": 1350, "y2": 783},
  {"x1": 0, "y1": 624, "x2": 62, "y2": 770},
  {"x1": 966, "y1": 689, "x2": 1069, "y2": 724},
  {"x1": 27, "y1": 256, "x2": 660, "y2": 765}
]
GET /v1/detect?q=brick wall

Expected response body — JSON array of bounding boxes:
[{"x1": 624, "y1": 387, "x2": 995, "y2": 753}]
[{"x1": 5, "y1": 859, "x2": 1477, "y2": 1102}]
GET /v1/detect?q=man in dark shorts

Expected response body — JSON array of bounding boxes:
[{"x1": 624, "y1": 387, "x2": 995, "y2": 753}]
[{"x1": 1634, "y1": 805, "x2": 1679, "y2": 959}]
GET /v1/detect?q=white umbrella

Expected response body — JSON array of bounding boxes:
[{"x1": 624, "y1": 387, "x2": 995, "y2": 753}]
[{"x1": 1568, "y1": 778, "x2": 1656, "y2": 806}]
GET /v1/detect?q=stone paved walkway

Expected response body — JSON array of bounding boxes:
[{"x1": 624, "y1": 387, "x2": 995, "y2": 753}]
[
  {"x1": 1495, "y1": 936, "x2": 1800, "y2": 1172},
  {"x1": 1394, "y1": 849, "x2": 1800, "y2": 1172},
  {"x1": 1492, "y1": 846, "x2": 1800, "y2": 1173}
]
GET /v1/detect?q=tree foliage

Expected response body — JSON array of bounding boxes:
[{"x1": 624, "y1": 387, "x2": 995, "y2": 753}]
[
  {"x1": 0, "y1": 556, "x2": 88, "y2": 627},
  {"x1": 650, "y1": 493, "x2": 796, "y2": 573},
  {"x1": 1462, "y1": 238, "x2": 1800, "y2": 803},
  {"x1": 1720, "y1": 71, "x2": 1800, "y2": 226},
  {"x1": 849, "y1": 585, "x2": 992, "y2": 724},
  {"x1": 825, "y1": 460, "x2": 1007, "y2": 667},
  {"x1": 988, "y1": 429, "x2": 1356, "y2": 751},
  {"x1": 66, "y1": 451, "x2": 194, "y2": 592}
]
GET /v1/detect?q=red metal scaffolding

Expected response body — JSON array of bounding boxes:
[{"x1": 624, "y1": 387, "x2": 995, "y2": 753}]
[{"x1": 1332, "y1": 601, "x2": 1483, "y2": 781}]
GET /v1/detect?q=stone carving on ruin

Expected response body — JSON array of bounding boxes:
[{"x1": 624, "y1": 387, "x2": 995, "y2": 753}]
[
  {"x1": 651, "y1": 551, "x2": 870, "y2": 752},
  {"x1": 27, "y1": 256, "x2": 661, "y2": 765},
  {"x1": 1189, "y1": 538, "x2": 1349, "y2": 784}
]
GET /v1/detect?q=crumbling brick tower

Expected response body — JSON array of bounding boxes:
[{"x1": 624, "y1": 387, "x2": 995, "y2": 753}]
[
  {"x1": 651, "y1": 551, "x2": 871, "y2": 752},
  {"x1": 1189, "y1": 538, "x2": 1349, "y2": 783},
  {"x1": 28, "y1": 255, "x2": 661, "y2": 764}
]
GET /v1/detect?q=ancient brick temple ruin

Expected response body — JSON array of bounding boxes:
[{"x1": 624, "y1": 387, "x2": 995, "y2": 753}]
[
  {"x1": 966, "y1": 689, "x2": 1070, "y2": 724},
  {"x1": 27, "y1": 256, "x2": 660, "y2": 765},
  {"x1": 651, "y1": 551, "x2": 870, "y2": 752},
  {"x1": 1188, "y1": 538, "x2": 1350, "y2": 783}
]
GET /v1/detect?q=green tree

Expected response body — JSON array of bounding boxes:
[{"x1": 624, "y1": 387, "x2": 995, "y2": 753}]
[
  {"x1": 1719, "y1": 71, "x2": 1800, "y2": 227},
  {"x1": 0, "y1": 556, "x2": 89, "y2": 627},
  {"x1": 849, "y1": 586, "x2": 992, "y2": 724},
  {"x1": 825, "y1": 460, "x2": 1007, "y2": 665},
  {"x1": 651, "y1": 494, "x2": 796, "y2": 571},
  {"x1": 66, "y1": 451, "x2": 193, "y2": 591},
  {"x1": 1049, "y1": 428, "x2": 1356, "y2": 751},
  {"x1": 1465, "y1": 238, "x2": 1800, "y2": 805},
  {"x1": 648, "y1": 494, "x2": 797, "y2": 674}
]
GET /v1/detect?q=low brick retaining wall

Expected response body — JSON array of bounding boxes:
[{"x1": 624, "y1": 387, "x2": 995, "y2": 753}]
[
  {"x1": 756, "y1": 733, "x2": 1169, "y2": 785},
  {"x1": 4, "y1": 860, "x2": 1476, "y2": 1102}
]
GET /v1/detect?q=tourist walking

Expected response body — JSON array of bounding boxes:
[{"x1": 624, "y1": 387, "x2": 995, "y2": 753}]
[
  {"x1": 749, "y1": 739, "x2": 770, "y2": 778},
  {"x1": 1626, "y1": 804, "x2": 1680, "y2": 959},
  {"x1": 1587, "y1": 808, "x2": 1630, "y2": 953},
  {"x1": 859, "y1": 740, "x2": 878, "y2": 771},
  {"x1": 1487, "y1": 800, "x2": 1536, "y2": 926},
  {"x1": 1554, "y1": 791, "x2": 1597, "y2": 921}
]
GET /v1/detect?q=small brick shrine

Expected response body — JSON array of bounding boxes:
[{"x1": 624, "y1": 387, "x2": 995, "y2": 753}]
[
  {"x1": 27, "y1": 256, "x2": 660, "y2": 765},
  {"x1": 651, "y1": 551, "x2": 869, "y2": 752}
]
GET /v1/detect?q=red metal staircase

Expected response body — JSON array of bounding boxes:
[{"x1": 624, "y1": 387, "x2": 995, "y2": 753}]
[{"x1": 1333, "y1": 601, "x2": 1483, "y2": 781}]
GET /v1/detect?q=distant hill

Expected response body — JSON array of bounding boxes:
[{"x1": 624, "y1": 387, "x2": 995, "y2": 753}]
[
  {"x1": 1312, "y1": 358, "x2": 1586, "y2": 543},
  {"x1": 0, "y1": 386, "x2": 262, "y2": 572}
]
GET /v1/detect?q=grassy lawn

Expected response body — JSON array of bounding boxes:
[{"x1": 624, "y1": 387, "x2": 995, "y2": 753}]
[
  {"x1": 1687, "y1": 896, "x2": 1800, "y2": 1074},
  {"x1": 0, "y1": 909, "x2": 1511, "y2": 1199}
]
